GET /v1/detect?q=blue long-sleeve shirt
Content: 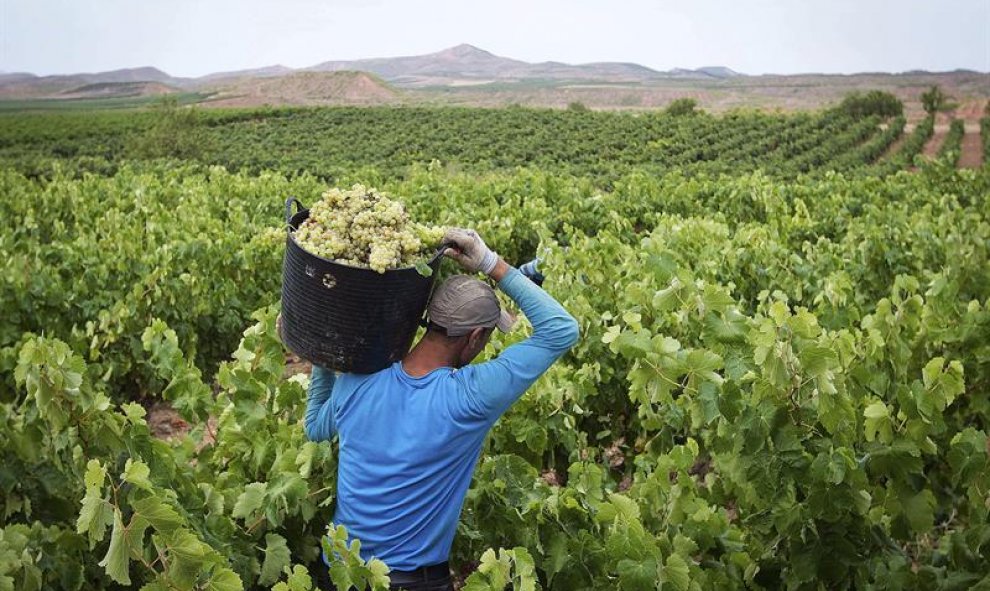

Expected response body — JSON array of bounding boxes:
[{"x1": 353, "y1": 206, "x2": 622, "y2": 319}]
[{"x1": 304, "y1": 267, "x2": 578, "y2": 571}]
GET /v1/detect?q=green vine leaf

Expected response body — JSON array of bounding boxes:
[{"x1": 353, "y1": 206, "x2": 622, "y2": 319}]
[
  {"x1": 98, "y1": 511, "x2": 130, "y2": 585},
  {"x1": 260, "y1": 533, "x2": 291, "y2": 586},
  {"x1": 232, "y1": 483, "x2": 267, "y2": 520}
]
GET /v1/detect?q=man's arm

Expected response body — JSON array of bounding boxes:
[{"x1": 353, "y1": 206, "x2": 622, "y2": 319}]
[
  {"x1": 278, "y1": 313, "x2": 338, "y2": 441},
  {"x1": 455, "y1": 261, "x2": 579, "y2": 419},
  {"x1": 304, "y1": 365, "x2": 337, "y2": 441}
]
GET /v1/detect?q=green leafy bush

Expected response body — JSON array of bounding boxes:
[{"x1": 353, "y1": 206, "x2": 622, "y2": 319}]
[
  {"x1": 838, "y1": 90, "x2": 904, "y2": 118},
  {"x1": 664, "y1": 98, "x2": 699, "y2": 117}
]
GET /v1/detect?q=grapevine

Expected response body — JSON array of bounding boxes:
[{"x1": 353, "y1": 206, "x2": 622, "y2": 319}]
[{"x1": 1, "y1": 100, "x2": 988, "y2": 590}]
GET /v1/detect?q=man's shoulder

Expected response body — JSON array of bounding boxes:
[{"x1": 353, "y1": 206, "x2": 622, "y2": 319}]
[{"x1": 338, "y1": 367, "x2": 387, "y2": 387}]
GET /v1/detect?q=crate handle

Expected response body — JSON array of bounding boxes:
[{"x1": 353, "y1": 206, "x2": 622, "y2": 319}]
[
  {"x1": 428, "y1": 241, "x2": 455, "y2": 267},
  {"x1": 419, "y1": 242, "x2": 456, "y2": 328},
  {"x1": 285, "y1": 197, "x2": 305, "y2": 227}
]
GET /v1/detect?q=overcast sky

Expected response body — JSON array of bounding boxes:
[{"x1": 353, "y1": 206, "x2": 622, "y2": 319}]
[{"x1": 2, "y1": 0, "x2": 988, "y2": 77}]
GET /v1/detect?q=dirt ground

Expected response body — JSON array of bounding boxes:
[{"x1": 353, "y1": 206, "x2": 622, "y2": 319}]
[
  {"x1": 147, "y1": 402, "x2": 192, "y2": 441},
  {"x1": 958, "y1": 122, "x2": 984, "y2": 168},
  {"x1": 922, "y1": 125, "x2": 949, "y2": 157},
  {"x1": 880, "y1": 123, "x2": 914, "y2": 160},
  {"x1": 284, "y1": 353, "x2": 313, "y2": 378}
]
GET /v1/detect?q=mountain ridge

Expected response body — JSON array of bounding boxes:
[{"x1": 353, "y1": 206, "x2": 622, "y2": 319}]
[
  {"x1": 1, "y1": 44, "x2": 745, "y2": 97},
  {"x1": 3, "y1": 45, "x2": 985, "y2": 109},
  {"x1": 305, "y1": 44, "x2": 735, "y2": 83}
]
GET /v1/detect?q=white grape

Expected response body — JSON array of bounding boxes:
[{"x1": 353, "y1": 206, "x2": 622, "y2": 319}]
[{"x1": 292, "y1": 185, "x2": 444, "y2": 274}]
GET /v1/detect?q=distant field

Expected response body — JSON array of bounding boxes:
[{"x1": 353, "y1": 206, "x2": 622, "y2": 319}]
[
  {"x1": 1, "y1": 71, "x2": 986, "y2": 119},
  {"x1": 408, "y1": 72, "x2": 990, "y2": 120},
  {"x1": 2, "y1": 100, "x2": 983, "y2": 182},
  {"x1": 0, "y1": 92, "x2": 212, "y2": 112}
]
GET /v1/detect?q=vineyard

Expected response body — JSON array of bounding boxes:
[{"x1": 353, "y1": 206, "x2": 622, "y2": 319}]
[
  {"x1": 2, "y1": 101, "x2": 986, "y2": 183},
  {"x1": 1, "y1": 100, "x2": 989, "y2": 591}
]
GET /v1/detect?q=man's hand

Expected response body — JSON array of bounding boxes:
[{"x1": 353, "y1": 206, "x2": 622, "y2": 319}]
[
  {"x1": 443, "y1": 228, "x2": 499, "y2": 275},
  {"x1": 276, "y1": 313, "x2": 285, "y2": 343}
]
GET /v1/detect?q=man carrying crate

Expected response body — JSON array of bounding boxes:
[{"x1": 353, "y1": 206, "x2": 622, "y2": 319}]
[{"x1": 300, "y1": 228, "x2": 579, "y2": 591}]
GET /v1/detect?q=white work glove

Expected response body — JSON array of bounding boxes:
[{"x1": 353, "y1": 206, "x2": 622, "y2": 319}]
[{"x1": 443, "y1": 228, "x2": 499, "y2": 275}]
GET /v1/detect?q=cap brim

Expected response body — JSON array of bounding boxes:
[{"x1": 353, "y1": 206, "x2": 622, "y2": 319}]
[{"x1": 496, "y1": 309, "x2": 516, "y2": 333}]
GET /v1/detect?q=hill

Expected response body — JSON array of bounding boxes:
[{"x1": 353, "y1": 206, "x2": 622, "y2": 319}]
[
  {"x1": 307, "y1": 43, "x2": 722, "y2": 85},
  {"x1": 199, "y1": 65, "x2": 294, "y2": 82},
  {"x1": 202, "y1": 71, "x2": 399, "y2": 107},
  {"x1": 1, "y1": 46, "x2": 739, "y2": 97},
  {"x1": 2, "y1": 45, "x2": 986, "y2": 113},
  {"x1": 58, "y1": 81, "x2": 179, "y2": 99},
  {"x1": 0, "y1": 67, "x2": 178, "y2": 99},
  {"x1": 309, "y1": 44, "x2": 530, "y2": 82}
]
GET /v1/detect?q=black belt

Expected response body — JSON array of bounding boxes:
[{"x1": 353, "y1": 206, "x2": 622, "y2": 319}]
[{"x1": 387, "y1": 561, "x2": 450, "y2": 586}]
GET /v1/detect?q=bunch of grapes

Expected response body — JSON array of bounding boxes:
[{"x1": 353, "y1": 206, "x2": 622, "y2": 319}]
[{"x1": 293, "y1": 184, "x2": 445, "y2": 273}]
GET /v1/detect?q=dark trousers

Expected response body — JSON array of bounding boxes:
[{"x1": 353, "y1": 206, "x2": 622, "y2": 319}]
[{"x1": 312, "y1": 562, "x2": 453, "y2": 591}]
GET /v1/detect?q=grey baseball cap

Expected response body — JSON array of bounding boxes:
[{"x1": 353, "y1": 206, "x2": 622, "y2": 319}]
[{"x1": 428, "y1": 275, "x2": 515, "y2": 337}]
